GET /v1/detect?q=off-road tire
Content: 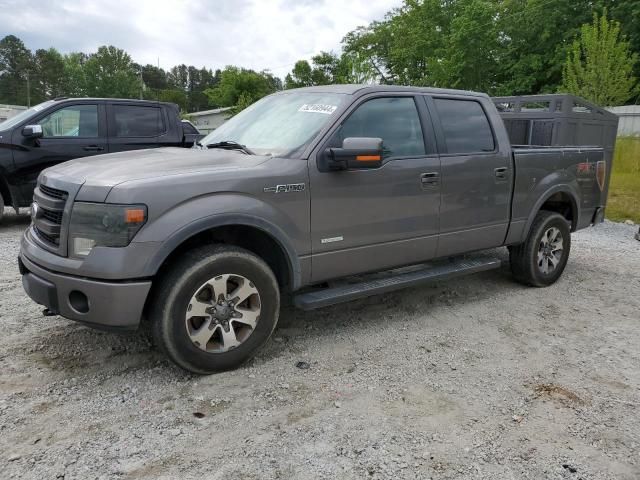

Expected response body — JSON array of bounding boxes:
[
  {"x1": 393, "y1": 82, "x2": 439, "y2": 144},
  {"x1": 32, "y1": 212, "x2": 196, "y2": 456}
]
[
  {"x1": 510, "y1": 210, "x2": 571, "y2": 287},
  {"x1": 150, "y1": 244, "x2": 280, "y2": 374}
]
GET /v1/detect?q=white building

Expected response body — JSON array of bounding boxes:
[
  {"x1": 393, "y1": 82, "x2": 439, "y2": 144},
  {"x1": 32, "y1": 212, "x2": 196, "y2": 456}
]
[
  {"x1": 0, "y1": 104, "x2": 28, "y2": 123},
  {"x1": 607, "y1": 105, "x2": 640, "y2": 137},
  {"x1": 187, "y1": 107, "x2": 233, "y2": 134}
]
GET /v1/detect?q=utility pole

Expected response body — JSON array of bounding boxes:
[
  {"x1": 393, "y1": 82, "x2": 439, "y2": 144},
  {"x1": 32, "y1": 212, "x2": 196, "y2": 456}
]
[
  {"x1": 139, "y1": 67, "x2": 143, "y2": 100},
  {"x1": 26, "y1": 71, "x2": 31, "y2": 107}
]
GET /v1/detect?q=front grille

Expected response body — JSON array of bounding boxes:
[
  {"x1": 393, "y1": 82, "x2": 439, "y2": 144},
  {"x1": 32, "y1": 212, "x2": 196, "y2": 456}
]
[
  {"x1": 39, "y1": 184, "x2": 67, "y2": 200},
  {"x1": 35, "y1": 227, "x2": 60, "y2": 245},
  {"x1": 42, "y1": 209, "x2": 63, "y2": 224},
  {"x1": 33, "y1": 184, "x2": 69, "y2": 248}
]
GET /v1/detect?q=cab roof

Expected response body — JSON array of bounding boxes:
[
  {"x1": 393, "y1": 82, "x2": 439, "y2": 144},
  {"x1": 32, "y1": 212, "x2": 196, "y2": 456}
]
[{"x1": 279, "y1": 84, "x2": 488, "y2": 98}]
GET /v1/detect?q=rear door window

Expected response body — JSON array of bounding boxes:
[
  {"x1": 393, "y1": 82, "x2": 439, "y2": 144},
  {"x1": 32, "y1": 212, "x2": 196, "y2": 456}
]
[
  {"x1": 38, "y1": 105, "x2": 98, "y2": 138},
  {"x1": 336, "y1": 97, "x2": 425, "y2": 159},
  {"x1": 113, "y1": 105, "x2": 165, "y2": 137},
  {"x1": 433, "y1": 98, "x2": 494, "y2": 154}
]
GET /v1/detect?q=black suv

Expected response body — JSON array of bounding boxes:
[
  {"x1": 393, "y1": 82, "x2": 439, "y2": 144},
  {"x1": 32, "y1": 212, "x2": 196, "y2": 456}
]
[{"x1": 0, "y1": 98, "x2": 194, "y2": 222}]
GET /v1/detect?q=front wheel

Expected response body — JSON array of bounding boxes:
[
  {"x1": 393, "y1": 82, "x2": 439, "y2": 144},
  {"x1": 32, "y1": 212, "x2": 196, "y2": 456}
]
[
  {"x1": 510, "y1": 210, "x2": 571, "y2": 287},
  {"x1": 151, "y1": 245, "x2": 280, "y2": 374}
]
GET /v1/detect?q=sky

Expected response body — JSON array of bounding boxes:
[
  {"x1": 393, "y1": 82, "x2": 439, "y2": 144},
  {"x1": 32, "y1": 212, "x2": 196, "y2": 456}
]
[{"x1": 0, "y1": 0, "x2": 401, "y2": 78}]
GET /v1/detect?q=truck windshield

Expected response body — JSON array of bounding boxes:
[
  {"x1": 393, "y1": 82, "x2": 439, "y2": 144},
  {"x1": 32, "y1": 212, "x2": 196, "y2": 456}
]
[
  {"x1": 0, "y1": 100, "x2": 55, "y2": 130},
  {"x1": 201, "y1": 92, "x2": 347, "y2": 157}
]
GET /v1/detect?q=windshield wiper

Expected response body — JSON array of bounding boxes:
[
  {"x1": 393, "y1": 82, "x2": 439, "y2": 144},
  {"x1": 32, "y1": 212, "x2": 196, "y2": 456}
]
[{"x1": 204, "y1": 140, "x2": 255, "y2": 155}]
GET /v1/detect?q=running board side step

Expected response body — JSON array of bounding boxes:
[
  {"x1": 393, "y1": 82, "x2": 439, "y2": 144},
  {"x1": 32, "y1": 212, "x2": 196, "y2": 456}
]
[{"x1": 294, "y1": 256, "x2": 503, "y2": 311}]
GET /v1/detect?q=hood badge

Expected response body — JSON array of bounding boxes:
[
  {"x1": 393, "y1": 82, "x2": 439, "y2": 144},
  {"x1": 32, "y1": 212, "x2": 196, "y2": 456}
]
[{"x1": 264, "y1": 183, "x2": 306, "y2": 194}]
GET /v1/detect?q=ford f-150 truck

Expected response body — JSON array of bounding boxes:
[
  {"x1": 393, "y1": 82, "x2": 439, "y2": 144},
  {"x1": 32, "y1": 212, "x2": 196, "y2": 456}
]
[
  {"x1": 19, "y1": 85, "x2": 609, "y2": 374},
  {"x1": 0, "y1": 98, "x2": 196, "y2": 223}
]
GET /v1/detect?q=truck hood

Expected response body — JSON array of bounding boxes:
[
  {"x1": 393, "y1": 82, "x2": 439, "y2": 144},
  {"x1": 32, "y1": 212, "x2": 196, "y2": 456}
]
[
  {"x1": 43, "y1": 147, "x2": 269, "y2": 185},
  {"x1": 40, "y1": 147, "x2": 272, "y2": 201}
]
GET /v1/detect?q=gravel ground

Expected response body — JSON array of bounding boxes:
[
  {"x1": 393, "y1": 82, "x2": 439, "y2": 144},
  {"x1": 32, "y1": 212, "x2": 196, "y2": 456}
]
[{"x1": 1, "y1": 209, "x2": 639, "y2": 480}]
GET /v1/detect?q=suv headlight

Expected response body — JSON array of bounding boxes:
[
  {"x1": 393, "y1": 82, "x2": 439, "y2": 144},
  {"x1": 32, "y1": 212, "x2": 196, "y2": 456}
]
[{"x1": 69, "y1": 203, "x2": 147, "y2": 258}]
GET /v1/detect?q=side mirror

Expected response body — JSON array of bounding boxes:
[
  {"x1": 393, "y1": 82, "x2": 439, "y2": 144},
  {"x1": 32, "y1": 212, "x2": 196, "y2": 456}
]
[
  {"x1": 320, "y1": 137, "x2": 383, "y2": 172},
  {"x1": 22, "y1": 125, "x2": 43, "y2": 139}
]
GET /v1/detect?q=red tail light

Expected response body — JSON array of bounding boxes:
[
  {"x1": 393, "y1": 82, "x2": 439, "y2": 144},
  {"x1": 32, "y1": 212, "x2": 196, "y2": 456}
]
[{"x1": 596, "y1": 161, "x2": 606, "y2": 191}]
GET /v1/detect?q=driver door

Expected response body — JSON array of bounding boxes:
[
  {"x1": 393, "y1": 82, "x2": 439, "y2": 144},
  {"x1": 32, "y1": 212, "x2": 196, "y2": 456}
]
[
  {"x1": 11, "y1": 102, "x2": 107, "y2": 199},
  {"x1": 308, "y1": 94, "x2": 441, "y2": 282}
]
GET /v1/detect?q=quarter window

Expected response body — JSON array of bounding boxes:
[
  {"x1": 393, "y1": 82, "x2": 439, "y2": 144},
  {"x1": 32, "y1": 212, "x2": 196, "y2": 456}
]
[
  {"x1": 113, "y1": 105, "x2": 164, "y2": 137},
  {"x1": 336, "y1": 97, "x2": 425, "y2": 158},
  {"x1": 434, "y1": 98, "x2": 494, "y2": 154},
  {"x1": 38, "y1": 105, "x2": 98, "y2": 138}
]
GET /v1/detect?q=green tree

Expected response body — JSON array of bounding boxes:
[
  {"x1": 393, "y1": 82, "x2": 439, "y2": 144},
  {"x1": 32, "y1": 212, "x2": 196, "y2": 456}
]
[
  {"x1": 205, "y1": 66, "x2": 278, "y2": 111},
  {"x1": 339, "y1": 0, "x2": 640, "y2": 96},
  {"x1": 285, "y1": 60, "x2": 314, "y2": 88},
  {"x1": 341, "y1": 0, "x2": 503, "y2": 90},
  {"x1": 436, "y1": 0, "x2": 501, "y2": 91},
  {"x1": 496, "y1": 0, "x2": 605, "y2": 96},
  {"x1": 562, "y1": 11, "x2": 638, "y2": 105},
  {"x1": 32, "y1": 48, "x2": 66, "y2": 102},
  {"x1": 140, "y1": 64, "x2": 169, "y2": 91},
  {"x1": 0, "y1": 35, "x2": 33, "y2": 105},
  {"x1": 83, "y1": 46, "x2": 139, "y2": 98},
  {"x1": 284, "y1": 51, "x2": 372, "y2": 89},
  {"x1": 62, "y1": 52, "x2": 88, "y2": 97}
]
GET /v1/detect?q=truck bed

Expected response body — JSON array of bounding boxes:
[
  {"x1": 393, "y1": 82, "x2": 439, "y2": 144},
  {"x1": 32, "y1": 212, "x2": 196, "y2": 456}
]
[{"x1": 510, "y1": 144, "x2": 607, "y2": 234}]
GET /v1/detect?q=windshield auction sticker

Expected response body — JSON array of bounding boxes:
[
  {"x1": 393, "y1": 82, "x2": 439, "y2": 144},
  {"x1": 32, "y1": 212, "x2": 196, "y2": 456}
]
[{"x1": 298, "y1": 104, "x2": 338, "y2": 114}]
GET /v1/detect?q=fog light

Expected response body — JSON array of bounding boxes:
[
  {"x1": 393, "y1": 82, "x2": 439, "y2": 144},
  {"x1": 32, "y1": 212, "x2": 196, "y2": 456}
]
[
  {"x1": 72, "y1": 237, "x2": 96, "y2": 257},
  {"x1": 69, "y1": 290, "x2": 89, "y2": 314}
]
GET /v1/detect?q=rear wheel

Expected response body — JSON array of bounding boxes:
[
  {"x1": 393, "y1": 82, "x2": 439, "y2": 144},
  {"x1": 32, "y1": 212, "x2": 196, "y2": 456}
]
[
  {"x1": 0, "y1": 193, "x2": 4, "y2": 224},
  {"x1": 510, "y1": 210, "x2": 571, "y2": 287},
  {"x1": 151, "y1": 245, "x2": 280, "y2": 374}
]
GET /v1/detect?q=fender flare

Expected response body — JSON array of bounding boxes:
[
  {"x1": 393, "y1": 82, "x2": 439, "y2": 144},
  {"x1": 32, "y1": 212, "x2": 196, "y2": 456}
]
[
  {"x1": 144, "y1": 213, "x2": 302, "y2": 290},
  {"x1": 521, "y1": 185, "x2": 580, "y2": 242}
]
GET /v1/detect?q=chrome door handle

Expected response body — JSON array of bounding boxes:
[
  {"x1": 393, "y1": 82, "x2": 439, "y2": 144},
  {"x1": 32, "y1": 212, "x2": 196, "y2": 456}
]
[
  {"x1": 494, "y1": 167, "x2": 508, "y2": 179},
  {"x1": 420, "y1": 172, "x2": 440, "y2": 185},
  {"x1": 83, "y1": 145, "x2": 104, "y2": 152}
]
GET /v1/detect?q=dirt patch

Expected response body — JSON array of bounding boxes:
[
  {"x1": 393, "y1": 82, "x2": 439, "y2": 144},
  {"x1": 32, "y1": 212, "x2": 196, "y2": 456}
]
[
  {"x1": 533, "y1": 383, "x2": 586, "y2": 406},
  {"x1": 1, "y1": 213, "x2": 639, "y2": 479}
]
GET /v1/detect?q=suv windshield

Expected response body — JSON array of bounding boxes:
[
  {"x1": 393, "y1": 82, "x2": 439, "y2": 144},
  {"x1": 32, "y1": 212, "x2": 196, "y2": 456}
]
[
  {"x1": 0, "y1": 100, "x2": 55, "y2": 130},
  {"x1": 201, "y1": 92, "x2": 347, "y2": 157}
]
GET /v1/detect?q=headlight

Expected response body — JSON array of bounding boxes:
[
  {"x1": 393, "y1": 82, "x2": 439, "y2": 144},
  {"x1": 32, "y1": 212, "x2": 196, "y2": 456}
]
[{"x1": 69, "y1": 203, "x2": 147, "y2": 258}]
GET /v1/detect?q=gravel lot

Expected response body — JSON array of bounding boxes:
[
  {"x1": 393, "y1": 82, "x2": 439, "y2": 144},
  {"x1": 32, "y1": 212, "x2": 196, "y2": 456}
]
[{"x1": 1, "y1": 209, "x2": 639, "y2": 480}]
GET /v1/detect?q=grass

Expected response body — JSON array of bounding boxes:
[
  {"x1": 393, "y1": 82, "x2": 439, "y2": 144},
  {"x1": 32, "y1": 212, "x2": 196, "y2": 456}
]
[{"x1": 607, "y1": 136, "x2": 640, "y2": 223}]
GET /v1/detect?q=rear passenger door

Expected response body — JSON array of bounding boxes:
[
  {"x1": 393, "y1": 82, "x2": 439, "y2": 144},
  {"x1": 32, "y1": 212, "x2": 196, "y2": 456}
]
[
  {"x1": 425, "y1": 95, "x2": 512, "y2": 256},
  {"x1": 106, "y1": 103, "x2": 167, "y2": 153}
]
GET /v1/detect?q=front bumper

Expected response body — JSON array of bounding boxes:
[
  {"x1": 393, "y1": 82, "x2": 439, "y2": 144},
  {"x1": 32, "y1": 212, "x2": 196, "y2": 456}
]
[{"x1": 19, "y1": 253, "x2": 152, "y2": 331}]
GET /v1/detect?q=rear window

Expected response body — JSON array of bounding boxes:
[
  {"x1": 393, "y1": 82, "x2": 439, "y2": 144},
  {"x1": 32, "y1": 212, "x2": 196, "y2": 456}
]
[
  {"x1": 113, "y1": 105, "x2": 164, "y2": 137},
  {"x1": 182, "y1": 121, "x2": 199, "y2": 134},
  {"x1": 434, "y1": 98, "x2": 494, "y2": 154}
]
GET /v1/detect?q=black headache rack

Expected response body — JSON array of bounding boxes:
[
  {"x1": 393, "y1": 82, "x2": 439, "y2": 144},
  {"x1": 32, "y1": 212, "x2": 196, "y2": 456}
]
[{"x1": 491, "y1": 93, "x2": 620, "y2": 200}]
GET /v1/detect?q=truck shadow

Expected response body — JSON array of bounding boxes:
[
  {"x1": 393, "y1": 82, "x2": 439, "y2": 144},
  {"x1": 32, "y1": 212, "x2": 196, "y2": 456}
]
[
  {"x1": 31, "y1": 265, "x2": 517, "y2": 377},
  {"x1": 258, "y1": 266, "x2": 516, "y2": 362}
]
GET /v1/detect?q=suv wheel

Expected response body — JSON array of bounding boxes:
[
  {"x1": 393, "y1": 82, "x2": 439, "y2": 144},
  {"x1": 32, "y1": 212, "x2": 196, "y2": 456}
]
[
  {"x1": 151, "y1": 245, "x2": 280, "y2": 374},
  {"x1": 509, "y1": 210, "x2": 571, "y2": 287}
]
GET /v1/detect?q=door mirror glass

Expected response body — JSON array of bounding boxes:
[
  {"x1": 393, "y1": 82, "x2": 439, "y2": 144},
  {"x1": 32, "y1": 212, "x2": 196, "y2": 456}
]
[
  {"x1": 22, "y1": 124, "x2": 43, "y2": 138},
  {"x1": 321, "y1": 137, "x2": 383, "y2": 171}
]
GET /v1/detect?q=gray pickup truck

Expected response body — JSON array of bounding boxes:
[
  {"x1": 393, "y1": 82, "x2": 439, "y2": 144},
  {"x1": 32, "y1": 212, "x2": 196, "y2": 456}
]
[{"x1": 19, "y1": 85, "x2": 609, "y2": 374}]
